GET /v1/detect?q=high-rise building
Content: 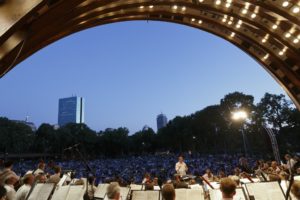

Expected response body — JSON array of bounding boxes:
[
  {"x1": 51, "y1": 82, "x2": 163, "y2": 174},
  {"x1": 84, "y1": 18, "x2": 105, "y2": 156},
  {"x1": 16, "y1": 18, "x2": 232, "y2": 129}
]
[
  {"x1": 58, "y1": 96, "x2": 85, "y2": 126},
  {"x1": 157, "y1": 113, "x2": 168, "y2": 130}
]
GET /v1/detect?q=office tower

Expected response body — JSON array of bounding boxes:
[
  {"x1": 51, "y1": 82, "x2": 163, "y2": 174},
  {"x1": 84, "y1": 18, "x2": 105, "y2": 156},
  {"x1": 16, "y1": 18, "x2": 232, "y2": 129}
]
[
  {"x1": 58, "y1": 96, "x2": 85, "y2": 126},
  {"x1": 157, "y1": 113, "x2": 168, "y2": 130}
]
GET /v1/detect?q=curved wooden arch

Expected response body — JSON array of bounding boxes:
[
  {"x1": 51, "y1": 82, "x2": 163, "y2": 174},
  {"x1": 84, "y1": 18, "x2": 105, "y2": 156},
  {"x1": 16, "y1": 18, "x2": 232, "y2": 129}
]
[{"x1": 0, "y1": 0, "x2": 299, "y2": 107}]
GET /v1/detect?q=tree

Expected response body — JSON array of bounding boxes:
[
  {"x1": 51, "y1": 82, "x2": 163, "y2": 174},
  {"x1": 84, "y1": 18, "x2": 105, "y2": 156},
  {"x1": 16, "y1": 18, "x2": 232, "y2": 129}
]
[{"x1": 257, "y1": 93, "x2": 293, "y2": 130}]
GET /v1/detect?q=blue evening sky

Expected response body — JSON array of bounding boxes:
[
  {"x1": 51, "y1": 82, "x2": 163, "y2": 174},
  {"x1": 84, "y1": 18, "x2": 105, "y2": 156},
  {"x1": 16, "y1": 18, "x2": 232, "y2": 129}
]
[{"x1": 0, "y1": 21, "x2": 288, "y2": 133}]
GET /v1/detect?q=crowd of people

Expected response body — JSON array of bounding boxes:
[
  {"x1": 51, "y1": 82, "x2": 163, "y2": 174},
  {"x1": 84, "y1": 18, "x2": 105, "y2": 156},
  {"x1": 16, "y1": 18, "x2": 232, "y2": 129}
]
[{"x1": 0, "y1": 153, "x2": 300, "y2": 199}]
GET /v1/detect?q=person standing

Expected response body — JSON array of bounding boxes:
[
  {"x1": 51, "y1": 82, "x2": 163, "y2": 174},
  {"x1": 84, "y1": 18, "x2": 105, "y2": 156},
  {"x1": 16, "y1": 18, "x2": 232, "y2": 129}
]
[{"x1": 175, "y1": 156, "x2": 188, "y2": 176}]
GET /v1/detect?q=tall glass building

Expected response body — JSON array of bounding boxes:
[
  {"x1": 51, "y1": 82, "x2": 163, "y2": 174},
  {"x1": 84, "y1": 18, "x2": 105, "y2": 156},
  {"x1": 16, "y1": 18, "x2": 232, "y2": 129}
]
[
  {"x1": 58, "y1": 96, "x2": 85, "y2": 126},
  {"x1": 156, "y1": 113, "x2": 168, "y2": 131}
]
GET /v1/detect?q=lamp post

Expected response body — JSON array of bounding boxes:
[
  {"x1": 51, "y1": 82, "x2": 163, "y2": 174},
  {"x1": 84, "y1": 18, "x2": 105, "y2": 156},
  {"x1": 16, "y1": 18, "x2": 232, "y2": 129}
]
[{"x1": 232, "y1": 111, "x2": 248, "y2": 156}]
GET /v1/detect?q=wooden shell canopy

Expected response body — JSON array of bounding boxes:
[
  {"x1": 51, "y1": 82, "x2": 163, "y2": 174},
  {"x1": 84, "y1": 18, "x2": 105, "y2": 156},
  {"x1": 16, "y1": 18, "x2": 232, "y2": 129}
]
[{"x1": 0, "y1": 0, "x2": 300, "y2": 107}]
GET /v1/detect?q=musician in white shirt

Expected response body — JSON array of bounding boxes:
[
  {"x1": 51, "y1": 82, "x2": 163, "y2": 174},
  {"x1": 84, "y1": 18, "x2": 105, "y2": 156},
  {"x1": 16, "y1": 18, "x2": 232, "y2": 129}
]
[
  {"x1": 16, "y1": 174, "x2": 34, "y2": 200},
  {"x1": 106, "y1": 182, "x2": 120, "y2": 200},
  {"x1": 175, "y1": 156, "x2": 188, "y2": 176}
]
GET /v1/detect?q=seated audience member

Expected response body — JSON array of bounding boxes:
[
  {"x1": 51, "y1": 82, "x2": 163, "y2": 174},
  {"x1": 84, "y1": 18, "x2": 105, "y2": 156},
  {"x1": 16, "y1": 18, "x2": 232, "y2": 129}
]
[
  {"x1": 292, "y1": 181, "x2": 300, "y2": 200},
  {"x1": 16, "y1": 174, "x2": 34, "y2": 200},
  {"x1": 220, "y1": 178, "x2": 237, "y2": 200},
  {"x1": 162, "y1": 184, "x2": 175, "y2": 200},
  {"x1": 3, "y1": 172, "x2": 19, "y2": 200},
  {"x1": 47, "y1": 166, "x2": 61, "y2": 184},
  {"x1": 87, "y1": 176, "x2": 97, "y2": 200},
  {"x1": 33, "y1": 161, "x2": 46, "y2": 176},
  {"x1": 0, "y1": 185, "x2": 7, "y2": 200},
  {"x1": 106, "y1": 182, "x2": 121, "y2": 200}
]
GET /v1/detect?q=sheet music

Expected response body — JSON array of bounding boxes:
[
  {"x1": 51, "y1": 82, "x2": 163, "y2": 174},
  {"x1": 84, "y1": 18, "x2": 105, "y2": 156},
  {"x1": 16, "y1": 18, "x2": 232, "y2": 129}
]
[
  {"x1": 175, "y1": 189, "x2": 187, "y2": 200},
  {"x1": 57, "y1": 175, "x2": 67, "y2": 187},
  {"x1": 120, "y1": 187, "x2": 130, "y2": 200},
  {"x1": 132, "y1": 191, "x2": 159, "y2": 200},
  {"x1": 65, "y1": 185, "x2": 85, "y2": 200},
  {"x1": 130, "y1": 184, "x2": 143, "y2": 191},
  {"x1": 51, "y1": 185, "x2": 70, "y2": 200},
  {"x1": 28, "y1": 183, "x2": 54, "y2": 200},
  {"x1": 94, "y1": 184, "x2": 109, "y2": 198},
  {"x1": 246, "y1": 182, "x2": 285, "y2": 200},
  {"x1": 240, "y1": 178, "x2": 260, "y2": 184},
  {"x1": 209, "y1": 188, "x2": 246, "y2": 200},
  {"x1": 187, "y1": 189, "x2": 205, "y2": 200},
  {"x1": 153, "y1": 186, "x2": 160, "y2": 191}
]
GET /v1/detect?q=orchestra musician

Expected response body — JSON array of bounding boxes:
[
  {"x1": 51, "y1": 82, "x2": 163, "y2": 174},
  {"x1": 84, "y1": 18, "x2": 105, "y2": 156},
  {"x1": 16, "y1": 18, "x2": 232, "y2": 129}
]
[{"x1": 175, "y1": 156, "x2": 188, "y2": 176}]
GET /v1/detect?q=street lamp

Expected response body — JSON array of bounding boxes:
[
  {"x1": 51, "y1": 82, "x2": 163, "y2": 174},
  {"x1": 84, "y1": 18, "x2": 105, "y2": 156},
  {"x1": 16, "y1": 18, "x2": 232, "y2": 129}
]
[{"x1": 232, "y1": 110, "x2": 248, "y2": 156}]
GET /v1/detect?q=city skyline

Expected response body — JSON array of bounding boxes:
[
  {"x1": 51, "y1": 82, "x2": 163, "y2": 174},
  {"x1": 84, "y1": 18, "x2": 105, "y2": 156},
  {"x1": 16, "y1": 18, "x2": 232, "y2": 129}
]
[{"x1": 0, "y1": 21, "x2": 288, "y2": 134}]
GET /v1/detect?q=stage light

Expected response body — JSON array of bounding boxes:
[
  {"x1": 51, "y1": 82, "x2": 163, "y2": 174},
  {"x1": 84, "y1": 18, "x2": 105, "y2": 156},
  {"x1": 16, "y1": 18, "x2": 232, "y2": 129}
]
[
  {"x1": 230, "y1": 32, "x2": 235, "y2": 37},
  {"x1": 181, "y1": 6, "x2": 186, "y2": 11},
  {"x1": 228, "y1": 21, "x2": 233, "y2": 25},
  {"x1": 222, "y1": 18, "x2": 227, "y2": 22},
  {"x1": 191, "y1": 18, "x2": 195, "y2": 22},
  {"x1": 149, "y1": 5, "x2": 154, "y2": 9},
  {"x1": 263, "y1": 54, "x2": 269, "y2": 60},
  {"x1": 285, "y1": 33, "x2": 291, "y2": 38},
  {"x1": 272, "y1": 24, "x2": 278, "y2": 29},
  {"x1": 242, "y1": 9, "x2": 248, "y2": 14},
  {"x1": 279, "y1": 51, "x2": 284, "y2": 56},
  {"x1": 238, "y1": 20, "x2": 243, "y2": 25},
  {"x1": 172, "y1": 5, "x2": 178, "y2": 10},
  {"x1": 282, "y1": 1, "x2": 289, "y2": 7},
  {"x1": 293, "y1": 38, "x2": 299, "y2": 44},
  {"x1": 216, "y1": 0, "x2": 221, "y2": 5},
  {"x1": 226, "y1": 3, "x2": 231, "y2": 8},
  {"x1": 198, "y1": 20, "x2": 202, "y2": 24},
  {"x1": 226, "y1": 0, "x2": 232, "y2": 3},
  {"x1": 236, "y1": 24, "x2": 241, "y2": 28},
  {"x1": 262, "y1": 38, "x2": 267, "y2": 43},
  {"x1": 199, "y1": 0, "x2": 204, "y2": 2},
  {"x1": 251, "y1": 13, "x2": 256, "y2": 18},
  {"x1": 292, "y1": 6, "x2": 300, "y2": 13},
  {"x1": 139, "y1": 6, "x2": 144, "y2": 9}
]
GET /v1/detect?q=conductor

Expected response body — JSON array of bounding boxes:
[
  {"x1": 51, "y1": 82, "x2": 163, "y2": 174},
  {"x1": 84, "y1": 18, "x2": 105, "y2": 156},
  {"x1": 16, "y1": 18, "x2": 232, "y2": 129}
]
[{"x1": 175, "y1": 156, "x2": 188, "y2": 176}]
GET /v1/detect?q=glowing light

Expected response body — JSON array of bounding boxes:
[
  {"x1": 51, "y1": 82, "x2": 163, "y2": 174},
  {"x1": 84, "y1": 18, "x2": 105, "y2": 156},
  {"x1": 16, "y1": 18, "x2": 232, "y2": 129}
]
[
  {"x1": 226, "y1": 3, "x2": 231, "y2": 8},
  {"x1": 285, "y1": 33, "x2": 291, "y2": 38},
  {"x1": 272, "y1": 24, "x2": 278, "y2": 29},
  {"x1": 230, "y1": 32, "x2": 236, "y2": 37},
  {"x1": 232, "y1": 111, "x2": 248, "y2": 121},
  {"x1": 262, "y1": 38, "x2": 267, "y2": 43},
  {"x1": 242, "y1": 9, "x2": 248, "y2": 14},
  {"x1": 172, "y1": 5, "x2": 178, "y2": 10},
  {"x1": 226, "y1": 0, "x2": 232, "y2": 3},
  {"x1": 263, "y1": 54, "x2": 269, "y2": 60},
  {"x1": 191, "y1": 18, "x2": 195, "y2": 22},
  {"x1": 139, "y1": 6, "x2": 144, "y2": 9},
  {"x1": 251, "y1": 13, "x2": 256, "y2": 18},
  {"x1": 279, "y1": 51, "x2": 284, "y2": 56},
  {"x1": 292, "y1": 6, "x2": 300, "y2": 13},
  {"x1": 149, "y1": 5, "x2": 154, "y2": 9},
  {"x1": 236, "y1": 24, "x2": 241, "y2": 28},
  {"x1": 293, "y1": 38, "x2": 299, "y2": 44},
  {"x1": 282, "y1": 1, "x2": 289, "y2": 7},
  {"x1": 198, "y1": 20, "x2": 202, "y2": 24},
  {"x1": 222, "y1": 18, "x2": 227, "y2": 22},
  {"x1": 216, "y1": 0, "x2": 221, "y2": 5},
  {"x1": 228, "y1": 21, "x2": 233, "y2": 25},
  {"x1": 199, "y1": 0, "x2": 204, "y2": 2},
  {"x1": 238, "y1": 20, "x2": 243, "y2": 25},
  {"x1": 181, "y1": 6, "x2": 186, "y2": 11}
]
